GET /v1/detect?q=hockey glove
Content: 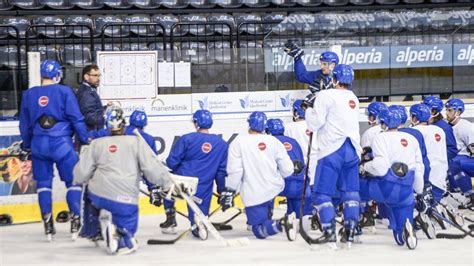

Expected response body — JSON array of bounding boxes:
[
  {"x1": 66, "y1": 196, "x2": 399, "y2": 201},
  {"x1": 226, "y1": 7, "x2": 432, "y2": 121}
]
[
  {"x1": 301, "y1": 93, "x2": 316, "y2": 109},
  {"x1": 219, "y1": 188, "x2": 236, "y2": 212},
  {"x1": 284, "y1": 40, "x2": 304, "y2": 61},
  {"x1": 148, "y1": 186, "x2": 164, "y2": 207},
  {"x1": 19, "y1": 148, "x2": 32, "y2": 161},
  {"x1": 293, "y1": 160, "x2": 304, "y2": 175},
  {"x1": 422, "y1": 184, "x2": 434, "y2": 206},
  {"x1": 308, "y1": 73, "x2": 327, "y2": 93},
  {"x1": 468, "y1": 143, "x2": 474, "y2": 157},
  {"x1": 361, "y1": 147, "x2": 374, "y2": 163},
  {"x1": 415, "y1": 193, "x2": 430, "y2": 214}
]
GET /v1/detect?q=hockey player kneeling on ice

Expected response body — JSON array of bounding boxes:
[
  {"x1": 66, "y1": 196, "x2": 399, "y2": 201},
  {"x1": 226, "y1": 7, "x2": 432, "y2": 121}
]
[
  {"x1": 266, "y1": 118, "x2": 307, "y2": 219},
  {"x1": 19, "y1": 60, "x2": 89, "y2": 241},
  {"x1": 220, "y1": 111, "x2": 301, "y2": 241},
  {"x1": 445, "y1": 99, "x2": 474, "y2": 209},
  {"x1": 73, "y1": 106, "x2": 173, "y2": 255},
  {"x1": 359, "y1": 109, "x2": 424, "y2": 250},
  {"x1": 163, "y1": 109, "x2": 228, "y2": 239}
]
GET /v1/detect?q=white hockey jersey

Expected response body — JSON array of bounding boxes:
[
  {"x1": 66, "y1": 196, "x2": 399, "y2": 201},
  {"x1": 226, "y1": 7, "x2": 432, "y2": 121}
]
[
  {"x1": 360, "y1": 125, "x2": 383, "y2": 148},
  {"x1": 364, "y1": 131, "x2": 424, "y2": 194},
  {"x1": 413, "y1": 124, "x2": 448, "y2": 191},
  {"x1": 305, "y1": 89, "x2": 362, "y2": 160},
  {"x1": 284, "y1": 120, "x2": 318, "y2": 185},
  {"x1": 226, "y1": 133, "x2": 294, "y2": 207},
  {"x1": 452, "y1": 119, "x2": 474, "y2": 156}
]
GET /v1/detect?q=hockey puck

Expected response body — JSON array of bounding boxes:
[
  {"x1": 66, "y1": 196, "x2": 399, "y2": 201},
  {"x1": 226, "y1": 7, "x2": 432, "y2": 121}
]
[
  {"x1": 0, "y1": 214, "x2": 13, "y2": 226},
  {"x1": 56, "y1": 211, "x2": 70, "y2": 223}
]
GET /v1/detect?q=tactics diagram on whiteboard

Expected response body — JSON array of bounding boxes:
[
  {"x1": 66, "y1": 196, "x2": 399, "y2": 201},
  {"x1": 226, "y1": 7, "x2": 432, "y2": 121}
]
[{"x1": 97, "y1": 51, "x2": 158, "y2": 100}]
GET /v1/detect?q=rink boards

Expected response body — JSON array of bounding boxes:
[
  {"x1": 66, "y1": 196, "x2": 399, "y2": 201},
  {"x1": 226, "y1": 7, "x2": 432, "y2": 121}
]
[{"x1": 0, "y1": 90, "x2": 473, "y2": 224}]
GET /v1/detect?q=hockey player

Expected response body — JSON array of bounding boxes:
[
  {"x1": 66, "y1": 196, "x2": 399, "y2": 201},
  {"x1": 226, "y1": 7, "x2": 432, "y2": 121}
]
[
  {"x1": 266, "y1": 118, "x2": 307, "y2": 218},
  {"x1": 163, "y1": 109, "x2": 228, "y2": 239},
  {"x1": 359, "y1": 109, "x2": 423, "y2": 250},
  {"x1": 445, "y1": 99, "x2": 474, "y2": 208},
  {"x1": 19, "y1": 60, "x2": 89, "y2": 241},
  {"x1": 361, "y1": 102, "x2": 387, "y2": 149},
  {"x1": 220, "y1": 111, "x2": 300, "y2": 241},
  {"x1": 284, "y1": 40, "x2": 339, "y2": 93},
  {"x1": 73, "y1": 106, "x2": 172, "y2": 255},
  {"x1": 423, "y1": 96, "x2": 457, "y2": 161},
  {"x1": 409, "y1": 104, "x2": 449, "y2": 205},
  {"x1": 284, "y1": 100, "x2": 315, "y2": 215},
  {"x1": 304, "y1": 64, "x2": 361, "y2": 248}
]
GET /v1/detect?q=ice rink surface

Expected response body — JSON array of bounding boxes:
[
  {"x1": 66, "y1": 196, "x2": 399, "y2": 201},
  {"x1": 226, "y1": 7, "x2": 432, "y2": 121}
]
[{"x1": 1, "y1": 206, "x2": 473, "y2": 266}]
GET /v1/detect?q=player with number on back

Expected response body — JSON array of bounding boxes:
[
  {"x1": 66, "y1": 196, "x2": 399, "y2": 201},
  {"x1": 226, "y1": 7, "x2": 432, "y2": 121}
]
[
  {"x1": 19, "y1": 60, "x2": 89, "y2": 241},
  {"x1": 163, "y1": 109, "x2": 228, "y2": 240},
  {"x1": 220, "y1": 111, "x2": 302, "y2": 241},
  {"x1": 304, "y1": 64, "x2": 361, "y2": 249}
]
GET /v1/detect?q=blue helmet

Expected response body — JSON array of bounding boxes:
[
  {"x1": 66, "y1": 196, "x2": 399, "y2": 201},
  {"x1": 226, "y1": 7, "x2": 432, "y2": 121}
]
[
  {"x1": 248, "y1": 111, "x2": 267, "y2": 132},
  {"x1": 40, "y1": 60, "x2": 62, "y2": 79},
  {"x1": 105, "y1": 105, "x2": 125, "y2": 131},
  {"x1": 193, "y1": 109, "x2": 213, "y2": 129},
  {"x1": 445, "y1": 98, "x2": 465, "y2": 114},
  {"x1": 332, "y1": 64, "x2": 354, "y2": 85},
  {"x1": 388, "y1": 105, "x2": 408, "y2": 124},
  {"x1": 378, "y1": 109, "x2": 402, "y2": 129},
  {"x1": 293, "y1": 100, "x2": 305, "y2": 119},
  {"x1": 129, "y1": 110, "x2": 148, "y2": 128},
  {"x1": 319, "y1": 51, "x2": 339, "y2": 65},
  {"x1": 266, "y1": 118, "x2": 285, "y2": 136},
  {"x1": 409, "y1": 104, "x2": 431, "y2": 123},
  {"x1": 366, "y1": 102, "x2": 388, "y2": 118},
  {"x1": 423, "y1": 96, "x2": 444, "y2": 114}
]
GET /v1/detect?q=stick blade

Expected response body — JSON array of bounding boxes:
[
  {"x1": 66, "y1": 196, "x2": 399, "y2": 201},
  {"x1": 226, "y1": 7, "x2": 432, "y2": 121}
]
[
  {"x1": 436, "y1": 233, "x2": 466, "y2": 239},
  {"x1": 147, "y1": 239, "x2": 177, "y2": 245}
]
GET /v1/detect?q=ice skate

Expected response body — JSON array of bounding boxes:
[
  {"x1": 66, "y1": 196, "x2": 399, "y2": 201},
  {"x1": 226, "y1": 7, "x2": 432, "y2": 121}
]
[
  {"x1": 403, "y1": 219, "x2": 417, "y2": 250},
  {"x1": 70, "y1": 214, "x2": 81, "y2": 241},
  {"x1": 42, "y1": 213, "x2": 56, "y2": 242},
  {"x1": 281, "y1": 213, "x2": 297, "y2": 241},
  {"x1": 160, "y1": 208, "x2": 177, "y2": 235}
]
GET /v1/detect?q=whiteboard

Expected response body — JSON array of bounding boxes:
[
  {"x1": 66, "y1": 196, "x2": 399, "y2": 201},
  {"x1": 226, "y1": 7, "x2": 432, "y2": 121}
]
[{"x1": 97, "y1": 51, "x2": 158, "y2": 100}]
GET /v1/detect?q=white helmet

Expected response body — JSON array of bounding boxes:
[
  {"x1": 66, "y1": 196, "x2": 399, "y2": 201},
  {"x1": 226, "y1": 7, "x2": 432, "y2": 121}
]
[{"x1": 105, "y1": 105, "x2": 125, "y2": 131}]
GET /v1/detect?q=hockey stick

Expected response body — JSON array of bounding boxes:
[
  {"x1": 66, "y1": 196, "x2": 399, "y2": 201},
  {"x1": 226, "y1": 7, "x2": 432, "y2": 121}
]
[
  {"x1": 139, "y1": 189, "x2": 233, "y2": 231},
  {"x1": 148, "y1": 206, "x2": 223, "y2": 245},
  {"x1": 134, "y1": 129, "x2": 249, "y2": 247},
  {"x1": 298, "y1": 132, "x2": 319, "y2": 245},
  {"x1": 432, "y1": 210, "x2": 474, "y2": 239}
]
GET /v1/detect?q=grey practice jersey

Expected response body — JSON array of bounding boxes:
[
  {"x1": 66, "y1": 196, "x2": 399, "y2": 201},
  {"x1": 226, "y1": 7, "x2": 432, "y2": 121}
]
[{"x1": 73, "y1": 135, "x2": 171, "y2": 205}]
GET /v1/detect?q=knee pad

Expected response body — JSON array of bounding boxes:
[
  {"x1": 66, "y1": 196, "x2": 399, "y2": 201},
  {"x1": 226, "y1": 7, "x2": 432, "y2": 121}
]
[{"x1": 454, "y1": 171, "x2": 473, "y2": 194}]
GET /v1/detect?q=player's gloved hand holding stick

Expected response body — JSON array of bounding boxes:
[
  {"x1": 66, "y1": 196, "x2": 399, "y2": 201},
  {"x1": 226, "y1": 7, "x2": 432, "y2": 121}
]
[{"x1": 219, "y1": 189, "x2": 236, "y2": 212}]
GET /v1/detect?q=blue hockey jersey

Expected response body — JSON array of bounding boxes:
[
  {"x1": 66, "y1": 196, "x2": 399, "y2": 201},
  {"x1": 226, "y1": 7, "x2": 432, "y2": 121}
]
[
  {"x1": 19, "y1": 84, "x2": 88, "y2": 149},
  {"x1": 166, "y1": 132, "x2": 228, "y2": 195}
]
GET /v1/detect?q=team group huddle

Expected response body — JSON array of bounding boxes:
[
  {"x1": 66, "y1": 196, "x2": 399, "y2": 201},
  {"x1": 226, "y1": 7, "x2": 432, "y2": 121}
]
[{"x1": 17, "y1": 44, "x2": 473, "y2": 255}]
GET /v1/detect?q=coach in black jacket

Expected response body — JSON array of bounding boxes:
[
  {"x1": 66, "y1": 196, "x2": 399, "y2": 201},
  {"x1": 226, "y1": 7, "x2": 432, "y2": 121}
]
[{"x1": 76, "y1": 64, "x2": 106, "y2": 131}]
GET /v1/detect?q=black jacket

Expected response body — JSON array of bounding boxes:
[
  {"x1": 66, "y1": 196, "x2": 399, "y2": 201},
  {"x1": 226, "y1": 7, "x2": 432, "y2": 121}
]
[{"x1": 76, "y1": 82, "x2": 104, "y2": 131}]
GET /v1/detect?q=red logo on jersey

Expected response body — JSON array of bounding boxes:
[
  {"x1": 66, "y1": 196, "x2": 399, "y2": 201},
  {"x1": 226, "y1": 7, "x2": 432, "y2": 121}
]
[
  {"x1": 400, "y1": 138, "x2": 408, "y2": 147},
  {"x1": 349, "y1": 100, "x2": 356, "y2": 109},
  {"x1": 435, "y1": 133, "x2": 441, "y2": 142},
  {"x1": 258, "y1": 142, "x2": 266, "y2": 151},
  {"x1": 283, "y1": 142, "x2": 293, "y2": 151},
  {"x1": 202, "y1": 142, "x2": 212, "y2": 153},
  {"x1": 38, "y1": 96, "x2": 49, "y2": 107},
  {"x1": 108, "y1": 145, "x2": 117, "y2": 153},
  {"x1": 305, "y1": 129, "x2": 311, "y2": 136}
]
